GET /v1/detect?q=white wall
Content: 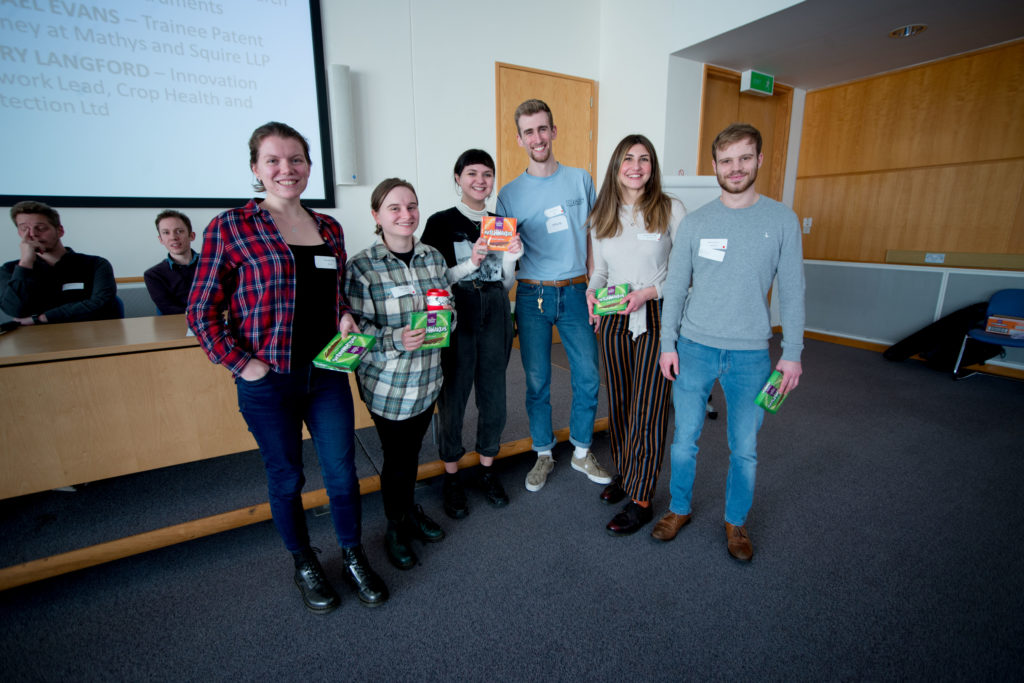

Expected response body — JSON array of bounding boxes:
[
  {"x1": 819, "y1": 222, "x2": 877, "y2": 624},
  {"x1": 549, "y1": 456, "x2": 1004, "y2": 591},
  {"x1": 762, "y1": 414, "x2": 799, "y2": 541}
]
[
  {"x1": 595, "y1": 0, "x2": 673, "y2": 180},
  {"x1": 663, "y1": 55, "x2": 704, "y2": 176}
]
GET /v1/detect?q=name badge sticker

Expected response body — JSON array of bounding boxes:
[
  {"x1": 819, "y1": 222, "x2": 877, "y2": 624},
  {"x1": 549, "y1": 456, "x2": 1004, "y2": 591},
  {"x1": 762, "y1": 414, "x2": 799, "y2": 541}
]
[
  {"x1": 636, "y1": 233, "x2": 661, "y2": 241},
  {"x1": 389, "y1": 285, "x2": 415, "y2": 298},
  {"x1": 62, "y1": 282, "x2": 85, "y2": 291},
  {"x1": 543, "y1": 205, "x2": 565, "y2": 218},
  {"x1": 546, "y1": 214, "x2": 569, "y2": 234},
  {"x1": 314, "y1": 255, "x2": 337, "y2": 270},
  {"x1": 698, "y1": 238, "x2": 727, "y2": 262}
]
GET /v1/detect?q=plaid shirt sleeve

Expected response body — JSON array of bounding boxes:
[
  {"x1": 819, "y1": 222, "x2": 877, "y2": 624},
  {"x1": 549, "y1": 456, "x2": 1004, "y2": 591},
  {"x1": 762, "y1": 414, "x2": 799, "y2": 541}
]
[
  {"x1": 344, "y1": 241, "x2": 449, "y2": 420},
  {"x1": 187, "y1": 207, "x2": 254, "y2": 375}
]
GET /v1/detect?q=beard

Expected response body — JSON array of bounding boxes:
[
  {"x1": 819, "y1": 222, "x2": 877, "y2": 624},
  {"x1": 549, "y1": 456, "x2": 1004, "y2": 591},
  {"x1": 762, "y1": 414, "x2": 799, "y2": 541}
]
[
  {"x1": 529, "y1": 144, "x2": 552, "y2": 164},
  {"x1": 716, "y1": 165, "x2": 758, "y2": 194}
]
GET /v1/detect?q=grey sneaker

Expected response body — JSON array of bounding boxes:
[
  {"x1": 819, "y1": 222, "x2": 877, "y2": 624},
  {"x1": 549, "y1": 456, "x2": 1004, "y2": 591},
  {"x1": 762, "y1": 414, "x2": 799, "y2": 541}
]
[
  {"x1": 525, "y1": 455, "x2": 555, "y2": 492},
  {"x1": 571, "y1": 451, "x2": 612, "y2": 484}
]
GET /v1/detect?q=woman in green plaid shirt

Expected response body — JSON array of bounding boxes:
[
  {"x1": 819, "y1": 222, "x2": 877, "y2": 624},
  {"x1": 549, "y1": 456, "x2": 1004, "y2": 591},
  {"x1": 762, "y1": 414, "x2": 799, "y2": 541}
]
[{"x1": 345, "y1": 178, "x2": 452, "y2": 571}]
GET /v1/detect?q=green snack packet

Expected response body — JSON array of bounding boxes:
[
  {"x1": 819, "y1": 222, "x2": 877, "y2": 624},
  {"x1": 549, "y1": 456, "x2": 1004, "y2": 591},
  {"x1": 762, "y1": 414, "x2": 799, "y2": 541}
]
[
  {"x1": 754, "y1": 370, "x2": 786, "y2": 413},
  {"x1": 409, "y1": 310, "x2": 453, "y2": 349},
  {"x1": 592, "y1": 284, "x2": 630, "y2": 316},
  {"x1": 312, "y1": 332, "x2": 376, "y2": 372}
]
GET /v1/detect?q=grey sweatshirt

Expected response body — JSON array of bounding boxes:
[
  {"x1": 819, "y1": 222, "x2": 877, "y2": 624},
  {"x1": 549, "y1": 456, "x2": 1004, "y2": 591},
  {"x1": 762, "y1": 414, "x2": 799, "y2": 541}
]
[{"x1": 659, "y1": 196, "x2": 805, "y2": 362}]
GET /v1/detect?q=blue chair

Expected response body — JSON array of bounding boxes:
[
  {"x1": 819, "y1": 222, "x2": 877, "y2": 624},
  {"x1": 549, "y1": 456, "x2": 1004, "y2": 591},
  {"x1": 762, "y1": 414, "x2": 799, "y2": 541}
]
[{"x1": 952, "y1": 289, "x2": 1024, "y2": 378}]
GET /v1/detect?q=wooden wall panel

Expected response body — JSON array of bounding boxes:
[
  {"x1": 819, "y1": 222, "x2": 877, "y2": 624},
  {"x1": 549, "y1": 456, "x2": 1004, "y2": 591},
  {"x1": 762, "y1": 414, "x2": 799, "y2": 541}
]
[
  {"x1": 800, "y1": 41, "x2": 1024, "y2": 177},
  {"x1": 796, "y1": 160, "x2": 1024, "y2": 262},
  {"x1": 795, "y1": 40, "x2": 1024, "y2": 265}
]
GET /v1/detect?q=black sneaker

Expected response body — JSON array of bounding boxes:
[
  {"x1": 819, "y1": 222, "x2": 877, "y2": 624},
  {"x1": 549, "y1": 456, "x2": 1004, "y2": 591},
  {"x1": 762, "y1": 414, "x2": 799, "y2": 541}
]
[
  {"x1": 404, "y1": 504, "x2": 446, "y2": 543},
  {"x1": 293, "y1": 553, "x2": 340, "y2": 614},
  {"x1": 443, "y1": 472, "x2": 469, "y2": 519},
  {"x1": 479, "y1": 469, "x2": 509, "y2": 507}
]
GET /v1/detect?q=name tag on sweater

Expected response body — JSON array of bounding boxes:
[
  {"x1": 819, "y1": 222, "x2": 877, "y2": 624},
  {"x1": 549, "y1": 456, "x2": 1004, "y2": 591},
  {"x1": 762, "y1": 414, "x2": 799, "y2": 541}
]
[
  {"x1": 62, "y1": 282, "x2": 85, "y2": 291},
  {"x1": 637, "y1": 233, "x2": 661, "y2": 241},
  {"x1": 390, "y1": 285, "x2": 415, "y2": 298},
  {"x1": 698, "y1": 238, "x2": 727, "y2": 262}
]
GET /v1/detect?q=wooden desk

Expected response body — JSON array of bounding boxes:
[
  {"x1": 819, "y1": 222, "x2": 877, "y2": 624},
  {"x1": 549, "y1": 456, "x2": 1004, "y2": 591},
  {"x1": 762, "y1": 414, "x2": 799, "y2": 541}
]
[
  {"x1": 0, "y1": 315, "x2": 599, "y2": 590},
  {"x1": 0, "y1": 315, "x2": 372, "y2": 500}
]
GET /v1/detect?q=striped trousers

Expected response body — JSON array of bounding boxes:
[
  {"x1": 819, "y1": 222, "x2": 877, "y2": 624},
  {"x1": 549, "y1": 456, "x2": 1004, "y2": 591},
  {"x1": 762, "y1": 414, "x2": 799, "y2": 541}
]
[{"x1": 599, "y1": 299, "x2": 672, "y2": 503}]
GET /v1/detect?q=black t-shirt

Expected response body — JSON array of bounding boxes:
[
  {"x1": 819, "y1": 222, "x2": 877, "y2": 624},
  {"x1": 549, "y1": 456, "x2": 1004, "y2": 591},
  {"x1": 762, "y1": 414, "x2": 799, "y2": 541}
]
[{"x1": 289, "y1": 242, "x2": 338, "y2": 366}]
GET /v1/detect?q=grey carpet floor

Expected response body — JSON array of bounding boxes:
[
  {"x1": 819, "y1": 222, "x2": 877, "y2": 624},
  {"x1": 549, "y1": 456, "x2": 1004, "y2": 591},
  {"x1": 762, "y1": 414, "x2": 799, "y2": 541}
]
[{"x1": 1, "y1": 339, "x2": 1022, "y2": 681}]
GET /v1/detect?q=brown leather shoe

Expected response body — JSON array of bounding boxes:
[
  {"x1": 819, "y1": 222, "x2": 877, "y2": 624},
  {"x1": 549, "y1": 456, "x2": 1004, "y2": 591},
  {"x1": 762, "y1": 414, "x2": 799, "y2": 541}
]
[
  {"x1": 651, "y1": 511, "x2": 691, "y2": 542},
  {"x1": 725, "y1": 522, "x2": 753, "y2": 561}
]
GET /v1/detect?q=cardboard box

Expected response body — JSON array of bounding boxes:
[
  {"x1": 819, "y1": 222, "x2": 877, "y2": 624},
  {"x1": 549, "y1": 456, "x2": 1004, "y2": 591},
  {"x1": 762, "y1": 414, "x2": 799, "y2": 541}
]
[
  {"x1": 313, "y1": 332, "x2": 376, "y2": 372},
  {"x1": 481, "y1": 216, "x2": 516, "y2": 251},
  {"x1": 592, "y1": 284, "x2": 630, "y2": 316},
  {"x1": 985, "y1": 315, "x2": 1024, "y2": 338},
  {"x1": 754, "y1": 370, "x2": 786, "y2": 413},
  {"x1": 409, "y1": 310, "x2": 453, "y2": 348}
]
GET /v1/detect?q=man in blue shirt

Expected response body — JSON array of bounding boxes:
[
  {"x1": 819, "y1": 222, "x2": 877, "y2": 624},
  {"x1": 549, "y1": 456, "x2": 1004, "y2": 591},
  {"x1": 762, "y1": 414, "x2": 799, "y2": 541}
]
[{"x1": 496, "y1": 99, "x2": 610, "y2": 493}]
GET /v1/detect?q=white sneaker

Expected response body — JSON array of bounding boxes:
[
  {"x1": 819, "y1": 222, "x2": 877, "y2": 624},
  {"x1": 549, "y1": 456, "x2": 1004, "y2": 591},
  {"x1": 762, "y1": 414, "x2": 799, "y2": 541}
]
[
  {"x1": 571, "y1": 452, "x2": 612, "y2": 484},
  {"x1": 525, "y1": 455, "x2": 555, "y2": 492}
]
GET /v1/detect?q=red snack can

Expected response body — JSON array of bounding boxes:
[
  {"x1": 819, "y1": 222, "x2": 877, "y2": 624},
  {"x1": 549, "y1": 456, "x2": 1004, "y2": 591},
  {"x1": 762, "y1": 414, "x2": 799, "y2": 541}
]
[{"x1": 426, "y1": 288, "x2": 450, "y2": 310}]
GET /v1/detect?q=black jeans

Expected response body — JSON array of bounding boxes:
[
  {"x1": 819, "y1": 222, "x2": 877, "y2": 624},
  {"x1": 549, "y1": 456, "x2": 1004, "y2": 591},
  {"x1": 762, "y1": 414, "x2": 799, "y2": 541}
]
[
  {"x1": 370, "y1": 406, "x2": 436, "y2": 522},
  {"x1": 436, "y1": 281, "x2": 514, "y2": 462}
]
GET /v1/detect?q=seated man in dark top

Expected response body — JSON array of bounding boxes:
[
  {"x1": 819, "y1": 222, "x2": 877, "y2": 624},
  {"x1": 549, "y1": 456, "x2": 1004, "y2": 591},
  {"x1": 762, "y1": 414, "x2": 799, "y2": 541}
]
[
  {"x1": 143, "y1": 209, "x2": 198, "y2": 315},
  {"x1": 0, "y1": 201, "x2": 119, "y2": 325}
]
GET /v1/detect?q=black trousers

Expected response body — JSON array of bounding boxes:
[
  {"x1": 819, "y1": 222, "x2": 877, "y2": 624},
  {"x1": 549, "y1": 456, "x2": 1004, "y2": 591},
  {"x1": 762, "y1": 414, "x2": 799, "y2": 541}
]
[
  {"x1": 437, "y1": 281, "x2": 514, "y2": 462},
  {"x1": 370, "y1": 405, "x2": 435, "y2": 522}
]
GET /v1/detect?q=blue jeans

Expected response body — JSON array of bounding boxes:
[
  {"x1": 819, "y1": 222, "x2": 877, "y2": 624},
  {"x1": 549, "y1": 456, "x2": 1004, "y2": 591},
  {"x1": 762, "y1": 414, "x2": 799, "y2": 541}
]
[
  {"x1": 515, "y1": 281, "x2": 599, "y2": 452},
  {"x1": 668, "y1": 337, "x2": 770, "y2": 526},
  {"x1": 236, "y1": 364, "x2": 361, "y2": 552}
]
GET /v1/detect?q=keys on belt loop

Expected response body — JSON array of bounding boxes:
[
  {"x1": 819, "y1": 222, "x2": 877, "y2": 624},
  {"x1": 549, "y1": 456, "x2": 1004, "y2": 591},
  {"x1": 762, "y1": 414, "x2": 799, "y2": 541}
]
[{"x1": 537, "y1": 296, "x2": 544, "y2": 314}]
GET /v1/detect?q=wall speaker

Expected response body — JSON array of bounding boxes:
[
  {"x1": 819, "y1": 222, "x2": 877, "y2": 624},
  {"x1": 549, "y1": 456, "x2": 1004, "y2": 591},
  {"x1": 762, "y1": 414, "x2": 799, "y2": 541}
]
[{"x1": 328, "y1": 64, "x2": 359, "y2": 185}]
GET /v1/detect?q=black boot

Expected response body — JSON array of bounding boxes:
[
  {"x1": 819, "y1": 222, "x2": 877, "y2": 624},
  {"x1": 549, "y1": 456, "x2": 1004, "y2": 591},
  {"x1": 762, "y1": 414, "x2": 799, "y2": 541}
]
[
  {"x1": 385, "y1": 520, "x2": 417, "y2": 570},
  {"x1": 292, "y1": 550, "x2": 340, "y2": 614},
  {"x1": 478, "y1": 468, "x2": 509, "y2": 508},
  {"x1": 340, "y1": 545, "x2": 389, "y2": 606},
  {"x1": 404, "y1": 504, "x2": 446, "y2": 543},
  {"x1": 443, "y1": 472, "x2": 469, "y2": 519}
]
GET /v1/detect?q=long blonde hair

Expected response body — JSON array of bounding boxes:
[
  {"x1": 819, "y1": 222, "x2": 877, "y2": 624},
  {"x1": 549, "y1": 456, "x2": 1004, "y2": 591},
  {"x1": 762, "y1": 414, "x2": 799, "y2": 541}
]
[{"x1": 588, "y1": 134, "x2": 671, "y2": 240}]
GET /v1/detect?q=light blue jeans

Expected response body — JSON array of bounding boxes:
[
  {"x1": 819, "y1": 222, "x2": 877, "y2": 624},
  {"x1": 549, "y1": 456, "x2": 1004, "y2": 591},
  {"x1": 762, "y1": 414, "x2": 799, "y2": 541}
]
[
  {"x1": 515, "y1": 281, "x2": 599, "y2": 452},
  {"x1": 668, "y1": 336, "x2": 770, "y2": 526}
]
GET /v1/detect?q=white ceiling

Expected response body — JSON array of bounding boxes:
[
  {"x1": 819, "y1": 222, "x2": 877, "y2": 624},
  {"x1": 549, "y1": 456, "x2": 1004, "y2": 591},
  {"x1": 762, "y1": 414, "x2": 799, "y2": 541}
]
[{"x1": 672, "y1": 0, "x2": 1024, "y2": 90}]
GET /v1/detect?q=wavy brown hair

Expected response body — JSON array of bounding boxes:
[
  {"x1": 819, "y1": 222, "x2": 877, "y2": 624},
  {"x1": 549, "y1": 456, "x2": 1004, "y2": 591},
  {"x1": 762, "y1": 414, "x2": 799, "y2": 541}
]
[{"x1": 588, "y1": 134, "x2": 671, "y2": 240}]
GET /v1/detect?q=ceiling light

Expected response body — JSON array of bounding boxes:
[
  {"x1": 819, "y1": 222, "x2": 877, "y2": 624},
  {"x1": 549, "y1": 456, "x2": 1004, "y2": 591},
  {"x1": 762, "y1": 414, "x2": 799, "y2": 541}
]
[{"x1": 889, "y1": 24, "x2": 927, "y2": 39}]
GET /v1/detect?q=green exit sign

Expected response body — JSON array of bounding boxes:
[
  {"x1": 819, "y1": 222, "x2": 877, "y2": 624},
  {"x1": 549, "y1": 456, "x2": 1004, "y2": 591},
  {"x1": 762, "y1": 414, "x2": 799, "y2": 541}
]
[{"x1": 740, "y1": 70, "x2": 774, "y2": 96}]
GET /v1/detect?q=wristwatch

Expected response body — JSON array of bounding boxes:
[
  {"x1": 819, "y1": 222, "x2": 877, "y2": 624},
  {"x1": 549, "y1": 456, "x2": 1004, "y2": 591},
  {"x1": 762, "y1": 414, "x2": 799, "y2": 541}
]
[{"x1": 31, "y1": 314, "x2": 40, "y2": 324}]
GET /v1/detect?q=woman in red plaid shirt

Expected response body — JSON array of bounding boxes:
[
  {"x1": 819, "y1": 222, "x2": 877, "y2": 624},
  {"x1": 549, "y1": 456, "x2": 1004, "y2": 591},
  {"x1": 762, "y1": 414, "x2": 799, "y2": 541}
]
[{"x1": 187, "y1": 122, "x2": 387, "y2": 614}]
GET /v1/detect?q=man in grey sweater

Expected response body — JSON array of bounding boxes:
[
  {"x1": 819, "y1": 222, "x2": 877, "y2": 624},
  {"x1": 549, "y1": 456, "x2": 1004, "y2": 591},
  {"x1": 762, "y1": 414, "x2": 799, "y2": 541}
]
[{"x1": 654, "y1": 123, "x2": 805, "y2": 561}]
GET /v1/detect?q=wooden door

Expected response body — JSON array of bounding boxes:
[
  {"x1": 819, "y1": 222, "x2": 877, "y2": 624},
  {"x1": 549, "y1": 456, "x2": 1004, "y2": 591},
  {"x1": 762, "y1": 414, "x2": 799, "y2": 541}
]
[
  {"x1": 697, "y1": 65, "x2": 793, "y2": 201},
  {"x1": 494, "y1": 63, "x2": 598, "y2": 187}
]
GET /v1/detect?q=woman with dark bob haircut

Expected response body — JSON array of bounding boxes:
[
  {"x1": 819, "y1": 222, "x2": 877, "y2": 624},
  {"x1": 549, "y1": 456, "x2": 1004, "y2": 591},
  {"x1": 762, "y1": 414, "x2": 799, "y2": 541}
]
[
  {"x1": 188, "y1": 121, "x2": 388, "y2": 614},
  {"x1": 421, "y1": 149, "x2": 523, "y2": 519}
]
